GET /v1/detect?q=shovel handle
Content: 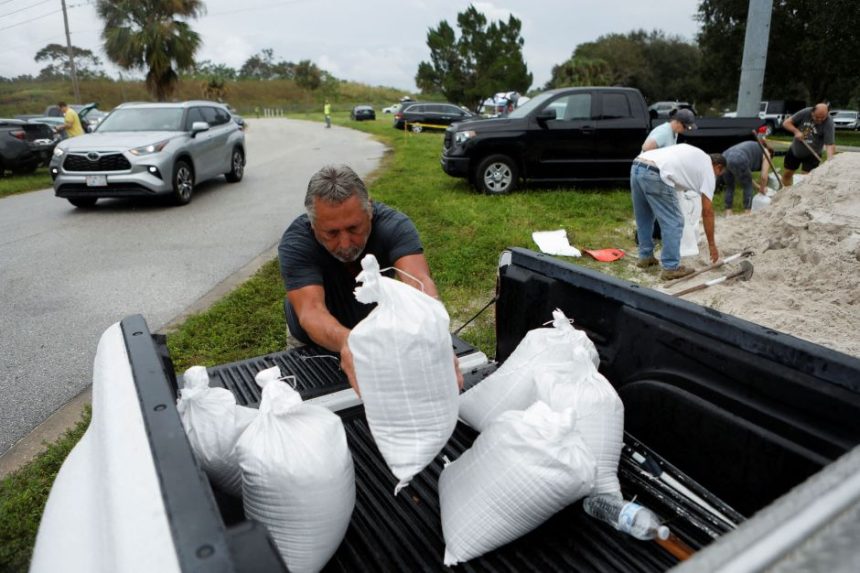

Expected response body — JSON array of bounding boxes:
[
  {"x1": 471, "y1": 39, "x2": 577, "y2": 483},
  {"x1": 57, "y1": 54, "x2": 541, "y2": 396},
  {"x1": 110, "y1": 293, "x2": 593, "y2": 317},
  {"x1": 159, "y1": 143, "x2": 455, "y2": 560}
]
[
  {"x1": 751, "y1": 130, "x2": 783, "y2": 190},
  {"x1": 800, "y1": 138, "x2": 823, "y2": 163}
]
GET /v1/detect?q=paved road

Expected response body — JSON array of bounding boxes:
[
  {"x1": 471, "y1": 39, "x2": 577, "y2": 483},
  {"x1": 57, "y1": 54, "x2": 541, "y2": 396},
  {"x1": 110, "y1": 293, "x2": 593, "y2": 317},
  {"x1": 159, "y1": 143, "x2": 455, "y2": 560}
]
[{"x1": 0, "y1": 119, "x2": 385, "y2": 454}]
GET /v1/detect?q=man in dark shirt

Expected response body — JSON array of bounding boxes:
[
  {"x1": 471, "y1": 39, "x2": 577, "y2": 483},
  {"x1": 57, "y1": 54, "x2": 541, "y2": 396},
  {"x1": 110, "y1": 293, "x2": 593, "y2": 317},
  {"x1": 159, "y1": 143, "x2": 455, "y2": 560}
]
[
  {"x1": 781, "y1": 103, "x2": 836, "y2": 186},
  {"x1": 278, "y1": 164, "x2": 441, "y2": 391}
]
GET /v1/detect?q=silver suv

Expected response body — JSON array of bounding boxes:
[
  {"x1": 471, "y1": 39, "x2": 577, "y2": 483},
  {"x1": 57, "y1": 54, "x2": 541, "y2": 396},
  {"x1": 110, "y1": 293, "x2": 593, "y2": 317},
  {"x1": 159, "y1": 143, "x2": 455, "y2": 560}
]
[{"x1": 50, "y1": 101, "x2": 246, "y2": 208}]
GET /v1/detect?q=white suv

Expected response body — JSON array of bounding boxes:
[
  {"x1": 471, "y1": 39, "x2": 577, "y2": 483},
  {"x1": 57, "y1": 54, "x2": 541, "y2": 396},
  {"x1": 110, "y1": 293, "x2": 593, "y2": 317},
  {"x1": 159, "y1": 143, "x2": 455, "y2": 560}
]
[{"x1": 50, "y1": 101, "x2": 246, "y2": 208}]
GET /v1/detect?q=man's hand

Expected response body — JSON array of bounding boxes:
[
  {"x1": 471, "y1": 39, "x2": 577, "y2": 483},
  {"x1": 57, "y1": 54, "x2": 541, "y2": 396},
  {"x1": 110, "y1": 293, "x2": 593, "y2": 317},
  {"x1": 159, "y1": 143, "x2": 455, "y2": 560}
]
[
  {"x1": 793, "y1": 130, "x2": 805, "y2": 140},
  {"x1": 339, "y1": 340, "x2": 360, "y2": 397},
  {"x1": 708, "y1": 243, "x2": 719, "y2": 263},
  {"x1": 453, "y1": 355, "x2": 464, "y2": 391}
]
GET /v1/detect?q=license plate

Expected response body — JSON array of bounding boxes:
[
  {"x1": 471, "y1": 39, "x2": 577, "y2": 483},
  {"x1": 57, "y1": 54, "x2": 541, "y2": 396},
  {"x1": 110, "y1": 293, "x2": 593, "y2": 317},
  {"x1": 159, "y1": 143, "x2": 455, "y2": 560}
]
[{"x1": 86, "y1": 175, "x2": 107, "y2": 187}]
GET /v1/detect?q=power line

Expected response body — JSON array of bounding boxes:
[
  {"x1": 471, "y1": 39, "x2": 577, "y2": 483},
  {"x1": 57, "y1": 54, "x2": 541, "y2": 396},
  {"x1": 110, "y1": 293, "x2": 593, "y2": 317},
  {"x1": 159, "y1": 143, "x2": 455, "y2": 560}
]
[
  {"x1": 0, "y1": 0, "x2": 55, "y2": 20},
  {"x1": 0, "y1": 8, "x2": 61, "y2": 32}
]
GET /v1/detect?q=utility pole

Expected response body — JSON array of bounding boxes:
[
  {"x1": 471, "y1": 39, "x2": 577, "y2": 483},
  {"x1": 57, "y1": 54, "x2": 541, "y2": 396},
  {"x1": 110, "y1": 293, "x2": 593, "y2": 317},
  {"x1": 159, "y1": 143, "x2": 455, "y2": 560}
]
[
  {"x1": 736, "y1": 0, "x2": 773, "y2": 117},
  {"x1": 61, "y1": 0, "x2": 81, "y2": 103}
]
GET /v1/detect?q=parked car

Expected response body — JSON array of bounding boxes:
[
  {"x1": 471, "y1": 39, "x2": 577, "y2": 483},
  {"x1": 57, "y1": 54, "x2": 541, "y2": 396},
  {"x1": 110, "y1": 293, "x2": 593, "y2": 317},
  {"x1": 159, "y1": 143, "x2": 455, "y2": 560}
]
[
  {"x1": 0, "y1": 118, "x2": 58, "y2": 176},
  {"x1": 831, "y1": 109, "x2": 859, "y2": 130},
  {"x1": 393, "y1": 102, "x2": 475, "y2": 132},
  {"x1": 50, "y1": 100, "x2": 246, "y2": 208},
  {"x1": 350, "y1": 105, "x2": 376, "y2": 121},
  {"x1": 20, "y1": 103, "x2": 102, "y2": 136},
  {"x1": 382, "y1": 97, "x2": 416, "y2": 114},
  {"x1": 648, "y1": 100, "x2": 698, "y2": 119},
  {"x1": 442, "y1": 86, "x2": 761, "y2": 194}
]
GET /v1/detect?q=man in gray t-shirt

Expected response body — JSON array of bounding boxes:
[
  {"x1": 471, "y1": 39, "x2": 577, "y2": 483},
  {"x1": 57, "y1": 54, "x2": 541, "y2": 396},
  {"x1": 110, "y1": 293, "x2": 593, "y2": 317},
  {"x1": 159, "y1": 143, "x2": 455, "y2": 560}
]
[
  {"x1": 278, "y1": 164, "x2": 442, "y2": 393},
  {"x1": 781, "y1": 104, "x2": 836, "y2": 186}
]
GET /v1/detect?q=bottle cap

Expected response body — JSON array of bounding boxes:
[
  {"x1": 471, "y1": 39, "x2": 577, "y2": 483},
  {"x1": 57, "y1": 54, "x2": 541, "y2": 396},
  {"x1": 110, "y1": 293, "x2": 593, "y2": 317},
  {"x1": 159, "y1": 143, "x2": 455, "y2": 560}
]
[{"x1": 656, "y1": 525, "x2": 670, "y2": 540}]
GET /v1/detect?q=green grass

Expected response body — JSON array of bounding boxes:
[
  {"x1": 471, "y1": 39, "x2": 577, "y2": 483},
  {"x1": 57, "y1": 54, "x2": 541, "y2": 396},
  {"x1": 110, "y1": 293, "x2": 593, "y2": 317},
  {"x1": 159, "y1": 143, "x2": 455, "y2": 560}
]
[
  {"x1": 0, "y1": 167, "x2": 52, "y2": 199},
  {"x1": 0, "y1": 408, "x2": 91, "y2": 572}
]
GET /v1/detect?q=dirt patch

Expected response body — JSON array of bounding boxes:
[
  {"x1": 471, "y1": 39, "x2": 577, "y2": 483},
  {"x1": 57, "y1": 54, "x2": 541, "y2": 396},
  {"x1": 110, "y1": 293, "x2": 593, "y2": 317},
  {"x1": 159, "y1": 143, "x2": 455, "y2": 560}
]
[{"x1": 643, "y1": 153, "x2": 860, "y2": 358}]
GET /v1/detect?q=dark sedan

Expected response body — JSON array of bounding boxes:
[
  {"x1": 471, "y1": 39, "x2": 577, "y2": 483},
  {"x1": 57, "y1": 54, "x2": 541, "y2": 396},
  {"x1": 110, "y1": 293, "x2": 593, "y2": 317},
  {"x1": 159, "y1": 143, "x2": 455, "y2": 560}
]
[
  {"x1": 0, "y1": 119, "x2": 58, "y2": 176},
  {"x1": 350, "y1": 105, "x2": 376, "y2": 121},
  {"x1": 393, "y1": 102, "x2": 474, "y2": 132}
]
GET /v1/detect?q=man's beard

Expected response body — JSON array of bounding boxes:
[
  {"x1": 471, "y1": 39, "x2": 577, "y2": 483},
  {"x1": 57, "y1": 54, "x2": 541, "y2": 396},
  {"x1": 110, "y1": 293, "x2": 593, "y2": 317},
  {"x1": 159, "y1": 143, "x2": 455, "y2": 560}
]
[{"x1": 330, "y1": 243, "x2": 365, "y2": 263}]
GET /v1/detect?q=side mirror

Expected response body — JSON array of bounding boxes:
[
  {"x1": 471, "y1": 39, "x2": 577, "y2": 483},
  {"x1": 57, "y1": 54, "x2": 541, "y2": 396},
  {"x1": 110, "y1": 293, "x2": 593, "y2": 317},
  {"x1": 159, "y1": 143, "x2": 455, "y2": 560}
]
[
  {"x1": 536, "y1": 108, "x2": 556, "y2": 122},
  {"x1": 191, "y1": 121, "x2": 210, "y2": 135}
]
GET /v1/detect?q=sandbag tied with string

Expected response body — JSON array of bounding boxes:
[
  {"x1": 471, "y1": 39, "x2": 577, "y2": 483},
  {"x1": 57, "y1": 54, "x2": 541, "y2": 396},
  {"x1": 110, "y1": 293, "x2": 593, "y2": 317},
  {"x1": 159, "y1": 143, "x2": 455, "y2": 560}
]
[
  {"x1": 236, "y1": 366, "x2": 355, "y2": 573},
  {"x1": 176, "y1": 365, "x2": 257, "y2": 497},
  {"x1": 459, "y1": 308, "x2": 599, "y2": 432},
  {"x1": 349, "y1": 253, "x2": 460, "y2": 495}
]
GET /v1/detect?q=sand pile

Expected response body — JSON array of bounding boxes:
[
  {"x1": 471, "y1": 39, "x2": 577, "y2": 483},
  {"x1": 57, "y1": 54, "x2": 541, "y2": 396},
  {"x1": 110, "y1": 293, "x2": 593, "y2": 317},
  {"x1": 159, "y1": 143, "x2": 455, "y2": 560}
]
[{"x1": 674, "y1": 152, "x2": 860, "y2": 357}]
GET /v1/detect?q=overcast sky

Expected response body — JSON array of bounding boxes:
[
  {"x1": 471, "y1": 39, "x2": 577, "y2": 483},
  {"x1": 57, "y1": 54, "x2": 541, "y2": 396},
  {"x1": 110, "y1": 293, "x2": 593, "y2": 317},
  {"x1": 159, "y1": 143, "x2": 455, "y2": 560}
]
[{"x1": 0, "y1": 0, "x2": 703, "y2": 92}]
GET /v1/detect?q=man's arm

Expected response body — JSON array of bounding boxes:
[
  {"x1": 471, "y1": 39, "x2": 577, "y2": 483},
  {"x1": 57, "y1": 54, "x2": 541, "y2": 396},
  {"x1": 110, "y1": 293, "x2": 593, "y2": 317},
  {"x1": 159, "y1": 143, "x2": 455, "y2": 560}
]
[
  {"x1": 825, "y1": 144, "x2": 836, "y2": 161},
  {"x1": 287, "y1": 284, "x2": 359, "y2": 393},
  {"x1": 758, "y1": 156, "x2": 770, "y2": 194},
  {"x1": 641, "y1": 138, "x2": 658, "y2": 152},
  {"x1": 392, "y1": 253, "x2": 438, "y2": 298},
  {"x1": 701, "y1": 194, "x2": 718, "y2": 263}
]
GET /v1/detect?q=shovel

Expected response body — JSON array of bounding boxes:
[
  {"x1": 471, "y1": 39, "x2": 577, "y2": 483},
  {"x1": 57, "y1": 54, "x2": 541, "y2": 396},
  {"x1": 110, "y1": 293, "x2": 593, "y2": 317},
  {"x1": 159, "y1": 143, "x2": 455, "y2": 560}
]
[
  {"x1": 665, "y1": 249, "x2": 753, "y2": 285},
  {"x1": 751, "y1": 130, "x2": 783, "y2": 190},
  {"x1": 673, "y1": 260, "x2": 754, "y2": 297},
  {"x1": 799, "y1": 138, "x2": 823, "y2": 163}
]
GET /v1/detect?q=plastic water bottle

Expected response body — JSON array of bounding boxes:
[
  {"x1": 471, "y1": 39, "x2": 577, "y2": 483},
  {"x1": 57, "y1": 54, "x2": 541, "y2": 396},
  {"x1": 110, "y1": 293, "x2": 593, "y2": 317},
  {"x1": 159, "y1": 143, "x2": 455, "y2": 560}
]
[{"x1": 582, "y1": 494, "x2": 670, "y2": 541}]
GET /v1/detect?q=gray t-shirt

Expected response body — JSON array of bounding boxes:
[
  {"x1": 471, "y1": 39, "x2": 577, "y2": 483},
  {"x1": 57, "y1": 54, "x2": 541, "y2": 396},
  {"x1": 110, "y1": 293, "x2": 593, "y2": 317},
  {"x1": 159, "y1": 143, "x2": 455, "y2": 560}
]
[
  {"x1": 278, "y1": 201, "x2": 423, "y2": 331},
  {"x1": 789, "y1": 107, "x2": 835, "y2": 157}
]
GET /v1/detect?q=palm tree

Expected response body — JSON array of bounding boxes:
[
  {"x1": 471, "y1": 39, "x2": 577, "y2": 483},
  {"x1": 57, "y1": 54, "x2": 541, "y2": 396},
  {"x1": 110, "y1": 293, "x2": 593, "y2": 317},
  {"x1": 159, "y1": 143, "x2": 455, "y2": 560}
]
[{"x1": 96, "y1": 0, "x2": 205, "y2": 101}]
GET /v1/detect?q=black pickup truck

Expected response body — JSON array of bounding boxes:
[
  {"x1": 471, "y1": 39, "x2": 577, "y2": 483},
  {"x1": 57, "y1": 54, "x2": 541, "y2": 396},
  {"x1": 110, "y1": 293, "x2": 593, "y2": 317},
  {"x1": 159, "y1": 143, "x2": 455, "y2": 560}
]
[
  {"x1": 30, "y1": 248, "x2": 860, "y2": 572},
  {"x1": 441, "y1": 86, "x2": 763, "y2": 194}
]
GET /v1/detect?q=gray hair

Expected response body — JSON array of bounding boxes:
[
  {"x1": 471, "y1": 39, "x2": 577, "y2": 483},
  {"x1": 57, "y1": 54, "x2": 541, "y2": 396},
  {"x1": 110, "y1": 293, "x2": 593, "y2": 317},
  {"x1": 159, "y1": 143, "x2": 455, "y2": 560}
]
[
  {"x1": 709, "y1": 153, "x2": 727, "y2": 169},
  {"x1": 304, "y1": 164, "x2": 371, "y2": 223}
]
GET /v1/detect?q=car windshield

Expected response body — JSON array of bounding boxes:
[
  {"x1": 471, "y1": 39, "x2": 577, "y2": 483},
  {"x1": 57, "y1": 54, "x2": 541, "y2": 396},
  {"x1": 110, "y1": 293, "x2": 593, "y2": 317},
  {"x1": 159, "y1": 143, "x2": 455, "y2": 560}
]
[
  {"x1": 96, "y1": 108, "x2": 184, "y2": 132},
  {"x1": 507, "y1": 92, "x2": 556, "y2": 119},
  {"x1": 835, "y1": 111, "x2": 857, "y2": 119}
]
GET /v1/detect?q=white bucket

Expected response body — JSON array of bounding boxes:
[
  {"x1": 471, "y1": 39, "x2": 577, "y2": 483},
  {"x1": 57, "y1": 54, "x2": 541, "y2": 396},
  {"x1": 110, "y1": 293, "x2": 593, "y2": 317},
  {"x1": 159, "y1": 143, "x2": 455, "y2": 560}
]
[{"x1": 751, "y1": 194, "x2": 772, "y2": 212}]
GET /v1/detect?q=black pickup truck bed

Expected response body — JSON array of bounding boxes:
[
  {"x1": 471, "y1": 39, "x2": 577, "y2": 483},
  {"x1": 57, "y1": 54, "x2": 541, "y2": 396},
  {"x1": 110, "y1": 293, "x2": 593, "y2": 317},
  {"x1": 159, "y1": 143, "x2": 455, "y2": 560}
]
[{"x1": 37, "y1": 248, "x2": 860, "y2": 572}]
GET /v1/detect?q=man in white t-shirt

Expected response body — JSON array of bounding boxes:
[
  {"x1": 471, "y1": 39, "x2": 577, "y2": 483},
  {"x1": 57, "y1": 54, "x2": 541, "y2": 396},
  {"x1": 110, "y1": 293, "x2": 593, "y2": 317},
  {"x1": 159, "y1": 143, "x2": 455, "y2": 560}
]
[{"x1": 630, "y1": 144, "x2": 727, "y2": 280}]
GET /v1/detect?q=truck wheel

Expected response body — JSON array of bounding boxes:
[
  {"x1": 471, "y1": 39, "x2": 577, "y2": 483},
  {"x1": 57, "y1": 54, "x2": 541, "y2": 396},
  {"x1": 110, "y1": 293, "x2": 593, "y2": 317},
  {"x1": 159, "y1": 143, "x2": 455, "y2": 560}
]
[
  {"x1": 411, "y1": 124, "x2": 423, "y2": 133},
  {"x1": 475, "y1": 155, "x2": 518, "y2": 194},
  {"x1": 225, "y1": 147, "x2": 244, "y2": 183},
  {"x1": 68, "y1": 197, "x2": 97, "y2": 208},
  {"x1": 172, "y1": 159, "x2": 194, "y2": 205}
]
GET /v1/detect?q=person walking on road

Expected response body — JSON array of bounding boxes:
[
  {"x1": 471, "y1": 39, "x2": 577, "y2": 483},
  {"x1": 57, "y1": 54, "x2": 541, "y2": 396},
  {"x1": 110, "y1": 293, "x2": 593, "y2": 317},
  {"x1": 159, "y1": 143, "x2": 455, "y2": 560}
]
[
  {"x1": 324, "y1": 100, "x2": 332, "y2": 128},
  {"x1": 722, "y1": 139, "x2": 774, "y2": 214},
  {"x1": 781, "y1": 103, "x2": 836, "y2": 186},
  {"x1": 631, "y1": 144, "x2": 727, "y2": 280},
  {"x1": 55, "y1": 101, "x2": 84, "y2": 138}
]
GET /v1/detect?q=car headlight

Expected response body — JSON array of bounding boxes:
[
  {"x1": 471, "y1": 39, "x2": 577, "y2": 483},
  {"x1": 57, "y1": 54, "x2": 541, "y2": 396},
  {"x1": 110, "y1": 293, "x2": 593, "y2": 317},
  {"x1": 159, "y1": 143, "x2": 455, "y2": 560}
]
[
  {"x1": 454, "y1": 130, "x2": 477, "y2": 145},
  {"x1": 129, "y1": 140, "x2": 169, "y2": 156},
  {"x1": 53, "y1": 147, "x2": 65, "y2": 157}
]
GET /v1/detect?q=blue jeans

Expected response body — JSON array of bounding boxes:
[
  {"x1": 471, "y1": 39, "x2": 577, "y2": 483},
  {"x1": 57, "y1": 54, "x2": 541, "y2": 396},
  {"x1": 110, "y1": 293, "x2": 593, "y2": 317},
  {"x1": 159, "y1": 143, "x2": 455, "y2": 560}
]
[{"x1": 631, "y1": 163, "x2": 684, "y2": 270}]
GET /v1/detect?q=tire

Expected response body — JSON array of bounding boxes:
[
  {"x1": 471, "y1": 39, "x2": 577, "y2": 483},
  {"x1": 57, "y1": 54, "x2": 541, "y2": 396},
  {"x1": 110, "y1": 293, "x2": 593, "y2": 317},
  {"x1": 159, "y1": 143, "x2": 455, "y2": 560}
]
[
  {"x1": 475, "y1": 154, "x2": 518, "y2": 195},
  {"x1": 68, "y1": 197, "x2": 97, "y2": 208},
  {"x1": 411, "y1": 123, "x2": 423, "y2": 133},
  {"x1": 12, "y1": 162, "x2": 38, "y2": 175},
  {"x1": 225, "y1": 148, "x2": 245, "y2": 183},
  {"x1": 172, "y1": 159, "x2": 194, "y2": 205}
]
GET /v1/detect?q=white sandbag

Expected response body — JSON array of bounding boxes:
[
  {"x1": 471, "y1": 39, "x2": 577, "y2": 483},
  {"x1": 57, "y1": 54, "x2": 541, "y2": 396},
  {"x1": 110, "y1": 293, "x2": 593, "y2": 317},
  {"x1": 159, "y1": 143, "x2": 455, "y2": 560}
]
[
  {"x1": 236, "y1": 374, "x2": 355, "y2": 573},
  {"x1": 176, "y1": 365, "x2": 257, "y2": 497},
  {"x1": 349, "y1": 254, "x2": 459, "y2": 495},
  {"x1": 439, "y1": 401, "x2": 596, "y2": 565},
  {"x1": 678, "y1": 189, "x2": 702, "y2": 257},
  {"x1": 458, "y1": 308, "x2": 598, "y2": 431},
  {"x1": 534, "y1": 362, "x2": 625, "y2": 497},
  {"x1": 751, "y1": 193, "x2": 772, "y2": 212}
]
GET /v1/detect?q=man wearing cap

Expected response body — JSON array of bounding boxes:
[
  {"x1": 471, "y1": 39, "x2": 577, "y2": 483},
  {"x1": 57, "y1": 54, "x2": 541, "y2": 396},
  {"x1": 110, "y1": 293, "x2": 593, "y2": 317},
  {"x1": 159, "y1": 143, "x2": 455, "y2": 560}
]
[
  {"x1": 642, "y1": 108, "x2": 697, "y2": 151},
  {"x1": 630, "y1": 144, "x2": 727, "y2": 280},
  {"x1": 781, "y1": 103, "x2": 836, "y2": 186}
]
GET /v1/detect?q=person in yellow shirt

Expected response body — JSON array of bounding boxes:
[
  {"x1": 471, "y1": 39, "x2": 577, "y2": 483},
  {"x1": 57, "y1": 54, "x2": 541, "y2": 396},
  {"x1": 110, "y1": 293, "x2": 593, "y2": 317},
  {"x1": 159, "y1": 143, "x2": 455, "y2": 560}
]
[
  {"x1": 324, "y1": 100, "x2": 331, "y2": 128},
  {"x1": 56, "y1": 101, "x2": 84, "y2": 138}
]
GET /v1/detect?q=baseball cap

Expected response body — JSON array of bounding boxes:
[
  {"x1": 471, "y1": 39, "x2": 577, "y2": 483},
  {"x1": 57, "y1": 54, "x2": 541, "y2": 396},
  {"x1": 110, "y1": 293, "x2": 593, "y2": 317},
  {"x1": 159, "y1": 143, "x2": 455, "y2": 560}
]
[{"x1": 673, "y1": 108, "x2": 697, "y2": 130}]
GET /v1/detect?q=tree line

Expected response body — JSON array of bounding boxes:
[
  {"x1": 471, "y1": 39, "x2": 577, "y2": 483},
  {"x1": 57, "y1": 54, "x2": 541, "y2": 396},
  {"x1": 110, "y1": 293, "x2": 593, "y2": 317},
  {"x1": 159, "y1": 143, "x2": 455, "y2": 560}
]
[{"x1": 2, "y1": 1, "x2": 857, "y2": 110}]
